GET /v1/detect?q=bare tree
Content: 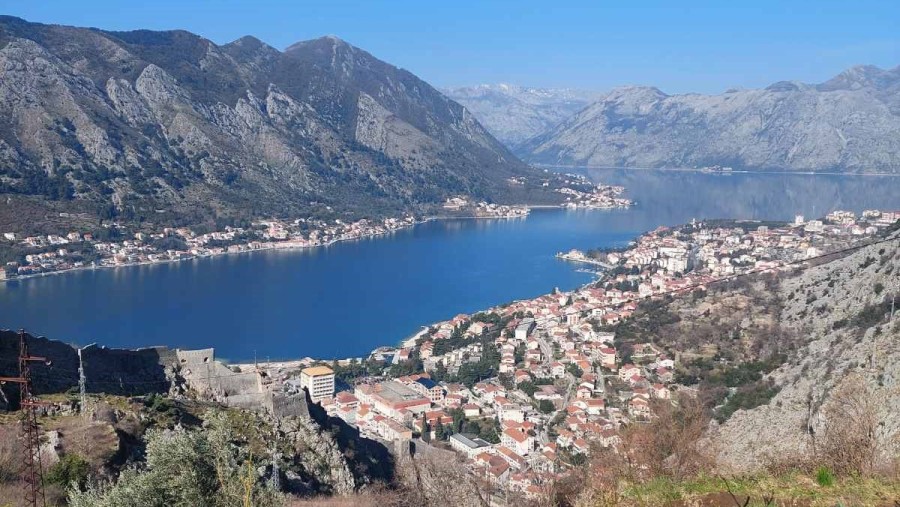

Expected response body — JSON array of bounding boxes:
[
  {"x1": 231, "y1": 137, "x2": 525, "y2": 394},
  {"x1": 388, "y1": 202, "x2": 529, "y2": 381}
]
[
  {"x1": 816, "y1": 374, "x2": 879, "y2": 476},
  {"x1": 391, "y1": 447, "x2": 490, "y2": 507}
]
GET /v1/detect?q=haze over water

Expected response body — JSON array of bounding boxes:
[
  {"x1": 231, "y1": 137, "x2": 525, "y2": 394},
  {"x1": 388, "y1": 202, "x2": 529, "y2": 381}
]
[{"x1": 2, "y1": 170, "x2": 898, "y2": 360}]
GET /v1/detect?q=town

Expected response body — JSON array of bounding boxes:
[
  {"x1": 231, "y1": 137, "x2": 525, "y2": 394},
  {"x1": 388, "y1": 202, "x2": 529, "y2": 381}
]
[
  {"x1": 180, "y1": 208, "x2": 899, "y2": 500},
  {"x1": 3, "y1": 177, "x2": 631, "y2": 282},
  {"x1": 1, "y1": 216, "x2": 418, "y2": 281}
]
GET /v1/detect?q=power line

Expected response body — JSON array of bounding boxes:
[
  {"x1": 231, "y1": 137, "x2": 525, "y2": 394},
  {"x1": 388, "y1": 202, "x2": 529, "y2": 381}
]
[{"x1": 0, "y1": 330, "x2": 49, "y2": 507}]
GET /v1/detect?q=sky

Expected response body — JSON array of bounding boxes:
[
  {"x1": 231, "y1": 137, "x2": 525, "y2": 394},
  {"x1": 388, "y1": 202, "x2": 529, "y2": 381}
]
[{"x1": 3, "y1": 0, "x2": 899, "y2": 94}]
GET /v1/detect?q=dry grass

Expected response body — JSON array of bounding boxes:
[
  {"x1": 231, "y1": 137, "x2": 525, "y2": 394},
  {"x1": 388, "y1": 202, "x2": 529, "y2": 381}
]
[
  {"x1": 568, "y1": 473, "x2": 900, "y2": 507},
  {"x1": 287, "y1": 491, "x2": 400, "y2": 507},
  {"x1": 0, "y1": 425, "x2": 18, "y2": 484},
  {"x1": 42, "y1": 416, "x2": 120, "y2": 467}
]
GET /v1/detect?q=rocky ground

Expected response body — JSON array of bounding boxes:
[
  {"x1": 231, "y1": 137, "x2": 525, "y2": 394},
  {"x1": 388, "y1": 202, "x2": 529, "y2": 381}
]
[{"x1": 713, "y1": 232, "x2": 900, "y2": 471}]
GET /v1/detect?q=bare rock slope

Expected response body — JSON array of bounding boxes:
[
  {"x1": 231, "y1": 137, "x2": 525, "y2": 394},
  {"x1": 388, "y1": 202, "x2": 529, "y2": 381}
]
[
  {"x1": 0, "y1": 17, "x2": 549, "y2": 231},
  {"x1": 443, "y1": 84, "x2": 599, "y2": 148},
  {"x1": 714, "y1": 232, "x2": 900, "y2": 470},
  {"x1": 522, "y1": 65, "x2": 900, "y2": 173}
]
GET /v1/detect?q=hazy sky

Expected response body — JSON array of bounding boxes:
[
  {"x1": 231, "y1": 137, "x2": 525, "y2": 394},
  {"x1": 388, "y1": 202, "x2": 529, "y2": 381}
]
[{"x1": 4, "y1": 0, "x2": 899, "y2": 94}]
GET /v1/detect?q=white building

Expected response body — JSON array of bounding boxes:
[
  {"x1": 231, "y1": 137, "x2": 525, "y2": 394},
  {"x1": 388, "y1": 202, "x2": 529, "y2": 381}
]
[
  {"x1": 299, "y1": 366, "x2": 335, "y2": 402},
  {"x1": 515, "y1": 318, "x2": 536, "y2": 341},
  {"x1": 449, "y1": 433, "x2": 492, "y2": 459}
]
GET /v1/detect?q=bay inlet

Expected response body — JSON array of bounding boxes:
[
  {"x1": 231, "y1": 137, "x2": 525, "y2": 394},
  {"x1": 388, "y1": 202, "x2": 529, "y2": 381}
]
[{"x1": 2, "y1": 169, "x2": 898, "y2": 360}]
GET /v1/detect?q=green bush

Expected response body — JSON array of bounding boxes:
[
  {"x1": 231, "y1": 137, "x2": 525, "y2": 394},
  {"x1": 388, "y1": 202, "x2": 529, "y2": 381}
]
[
  {"x1": 46, "y1": 454, "x2": 90, "y2": 489},
  {"x1": 538, "y1": 400, "x2": 555, "y2": 414},
  {"x1": 68, "y1": 412, "x2": 284, "y2": 507},
  {"x1": 816, "y1": 466, "x2": 835, "y2": 487}
]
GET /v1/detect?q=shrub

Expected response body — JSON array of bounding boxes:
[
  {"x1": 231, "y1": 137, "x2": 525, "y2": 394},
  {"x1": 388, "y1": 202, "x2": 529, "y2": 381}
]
[
  {"x1": 817, "y1": 375, "x2": 879, "y2": 476},
  {"x1": 850, "y1": 298, "x2": 893, "y2": 330},
  {"x1": 46, "y1": 453, "x2": 91, "y2": 489},
  {"x1": 68, "y1": 412, "x2": 284, "y2": 507},
  {"x1": 815, "y1": 466, "x2": 835, "y2": 487}
]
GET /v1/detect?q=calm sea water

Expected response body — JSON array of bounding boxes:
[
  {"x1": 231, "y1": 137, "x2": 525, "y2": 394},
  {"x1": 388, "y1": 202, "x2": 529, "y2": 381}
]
[{"x1": 2, "y1": 170, "x2": 898, "y2": 360}]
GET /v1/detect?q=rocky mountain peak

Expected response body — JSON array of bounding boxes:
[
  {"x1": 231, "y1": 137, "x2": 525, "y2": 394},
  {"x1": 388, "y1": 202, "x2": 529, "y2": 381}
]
[
  {"x1": 520, "y1": 64, "x2": 900, "y2": 173},
  {"x1": 0, "y1": 17, "x2": 545, "y2": 234},
  {"x1": 443, "y1": 84, "x2": 601, "y2": 147},
  {"x1": 817, "y1": 63, "x2": 897, "y2": 91}
]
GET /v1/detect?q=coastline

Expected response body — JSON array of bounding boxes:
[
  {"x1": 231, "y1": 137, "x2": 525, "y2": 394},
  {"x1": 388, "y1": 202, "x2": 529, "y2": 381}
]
[
  {"x1": 534, "y1": 164, "x2": 900, "y2": 177},
  {"x1": 1, "y1": 222, "x2": 417, "y2": 284},
  {"x1": 3, "y1": 202, "x2": 632, "y2": 285}
]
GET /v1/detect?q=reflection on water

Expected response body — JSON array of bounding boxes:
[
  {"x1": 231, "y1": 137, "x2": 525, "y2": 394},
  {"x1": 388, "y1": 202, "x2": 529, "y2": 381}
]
[
  {"x1": 579, "y1": 168, "x2": 900, "y2": 221},
  {"x1": 2, "y1": 170, "x2": 898, "y2": 360}
]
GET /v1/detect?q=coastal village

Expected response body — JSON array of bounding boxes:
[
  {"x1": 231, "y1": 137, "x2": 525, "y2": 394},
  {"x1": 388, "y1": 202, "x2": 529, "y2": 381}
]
[
  {"x1": 2, "y1": 176, "x2": 632, "y2": 281},
  {"x1": 1, "y1": 216, "x2": 418, "y2": 280},
  {"x1": 190, "y1": 208, "x2": 900, "y2": 500}
]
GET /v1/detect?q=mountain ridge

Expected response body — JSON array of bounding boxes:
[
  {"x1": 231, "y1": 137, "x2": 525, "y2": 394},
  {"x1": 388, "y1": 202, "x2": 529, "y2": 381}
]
[
  {"x1": 442, "y1": 83, "x2": 601, "y2": 148},
  {"x1": 518, "y1": 64, "x2": 900, "y2": 173},
  {"x1": 0, "y1": 17, "x2": 554, "y2": 234}
]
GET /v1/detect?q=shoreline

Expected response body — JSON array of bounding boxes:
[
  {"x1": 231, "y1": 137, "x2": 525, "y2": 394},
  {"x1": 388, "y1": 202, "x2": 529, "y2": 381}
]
[
  {"x1": 1, "y1": 223, "x2": 416, "y2": 284},
  {"x1": 3, "y1": 203, "x2": 632, "y2": 285},
  {"x1": 535, "y1": 164, "x2": 900, "y2": 177}
]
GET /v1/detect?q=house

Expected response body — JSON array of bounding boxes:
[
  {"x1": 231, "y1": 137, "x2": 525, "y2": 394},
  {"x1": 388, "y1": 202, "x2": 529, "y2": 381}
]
[
  {"x1": 514, "y1": 318, "x2": 536, "y2": 341},
  {"x1": 378, "y1": 417, "x2": 413, "y2": 441},
  {"x1": 655, "y1": 367, "x2": 674, "y2": 383},
  {"x1": 414, "y1": 377, "x2": 445, "y2": 403},
  {"x1": 533, "y1": 385, "x2": 563, "y2": 403},
  {"x1": 572, "y1": 438, "x2": 590, "y2": 455},
  {"x1": 598, "y1": 347, "x2": 618, "y2": 369},
  {"x1": 394, "y1": 348, "x2": 412, "y2": 363},
  {"x1": 550, "y1": 362, "x2": 566, "y2": 378},
  {"x1": 651, "y1": 383, "x2": 671, "y2": 400},
  {"x1": 629, "y1": 397, "x2": 651, "y2": 418},
  {"x1": 496, "y1": 446, "x2": 529, "y2": 470},
  {"x1": 597, "y1": 429, "x2": 620, "y2": 448},
  {"x1": 468, "y1": 321, "x2": 488, "y2": 336},
  {"x1": 585, "y1": 398, "x2": 605, "y2": 416},
  {"x1": 618, "y1": 364, "x2": 641, "y2": 382},
  {"x1": 501, "y1": 428, "x2": 535, "y2": 456},
  {"x1": 462, "y1": 403, "x2": 481, "y2": 417},
  {"x1": 419, "y1": 341, "x2": 435, "y2": 360},
  {"x1": 575, "y1": 386, "x2": 592, "y2": 400},
  {"x1": 334, "y1": 391, "x2": 359, "y2": 410}
]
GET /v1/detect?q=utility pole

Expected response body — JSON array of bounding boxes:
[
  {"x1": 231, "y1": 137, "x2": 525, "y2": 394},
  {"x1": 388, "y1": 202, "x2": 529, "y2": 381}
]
[{"x1": 0, "y1": 330, "x2": 51, "y2": 507}]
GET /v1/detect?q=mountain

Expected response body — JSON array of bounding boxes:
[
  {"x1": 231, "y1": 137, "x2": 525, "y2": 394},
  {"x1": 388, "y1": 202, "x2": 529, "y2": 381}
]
[
  {"x1": 0, "y1": 17, "x2": 552, "y2": 233},
  {"x1": 520, "y1": 65, "x2": 900, "y2": 173},
  {"x1": 442, "y1": 84, "x2": 599, "y2": 148}
]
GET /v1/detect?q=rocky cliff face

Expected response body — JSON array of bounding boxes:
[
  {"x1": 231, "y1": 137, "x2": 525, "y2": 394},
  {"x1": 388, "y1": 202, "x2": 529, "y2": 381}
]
[
  {"x1": 443, "y1": 84, "x2": 599, "y2": 148},
  {"x1": 521, "y1": 65, "x2": 900, "y2": 173},
  {"x1": 713, "y1": 232, "x2": 900, "y2": 470},
  {"x1": 0, "y1": 17, "x2": 544, "y2": 232}
]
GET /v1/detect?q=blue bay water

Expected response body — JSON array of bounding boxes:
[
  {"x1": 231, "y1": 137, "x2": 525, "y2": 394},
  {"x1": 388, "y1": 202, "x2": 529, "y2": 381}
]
[{"x1": 2, "y1": 169, "x2": 898, "y2": 360}]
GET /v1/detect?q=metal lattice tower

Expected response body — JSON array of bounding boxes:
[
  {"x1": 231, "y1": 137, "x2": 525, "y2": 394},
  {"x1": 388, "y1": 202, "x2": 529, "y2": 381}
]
[
  {"x1": 77, "y1": 347, "x2": 87, "y2": 419},
  {"x1": 0, "y1": 330, "x2": 49, "y2": 507}
]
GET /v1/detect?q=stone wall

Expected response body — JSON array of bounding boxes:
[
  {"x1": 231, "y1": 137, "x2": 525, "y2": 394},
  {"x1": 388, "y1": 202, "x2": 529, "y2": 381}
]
[{"x1": 0, "y1": 331, "x2": 175, "y2": 407}]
